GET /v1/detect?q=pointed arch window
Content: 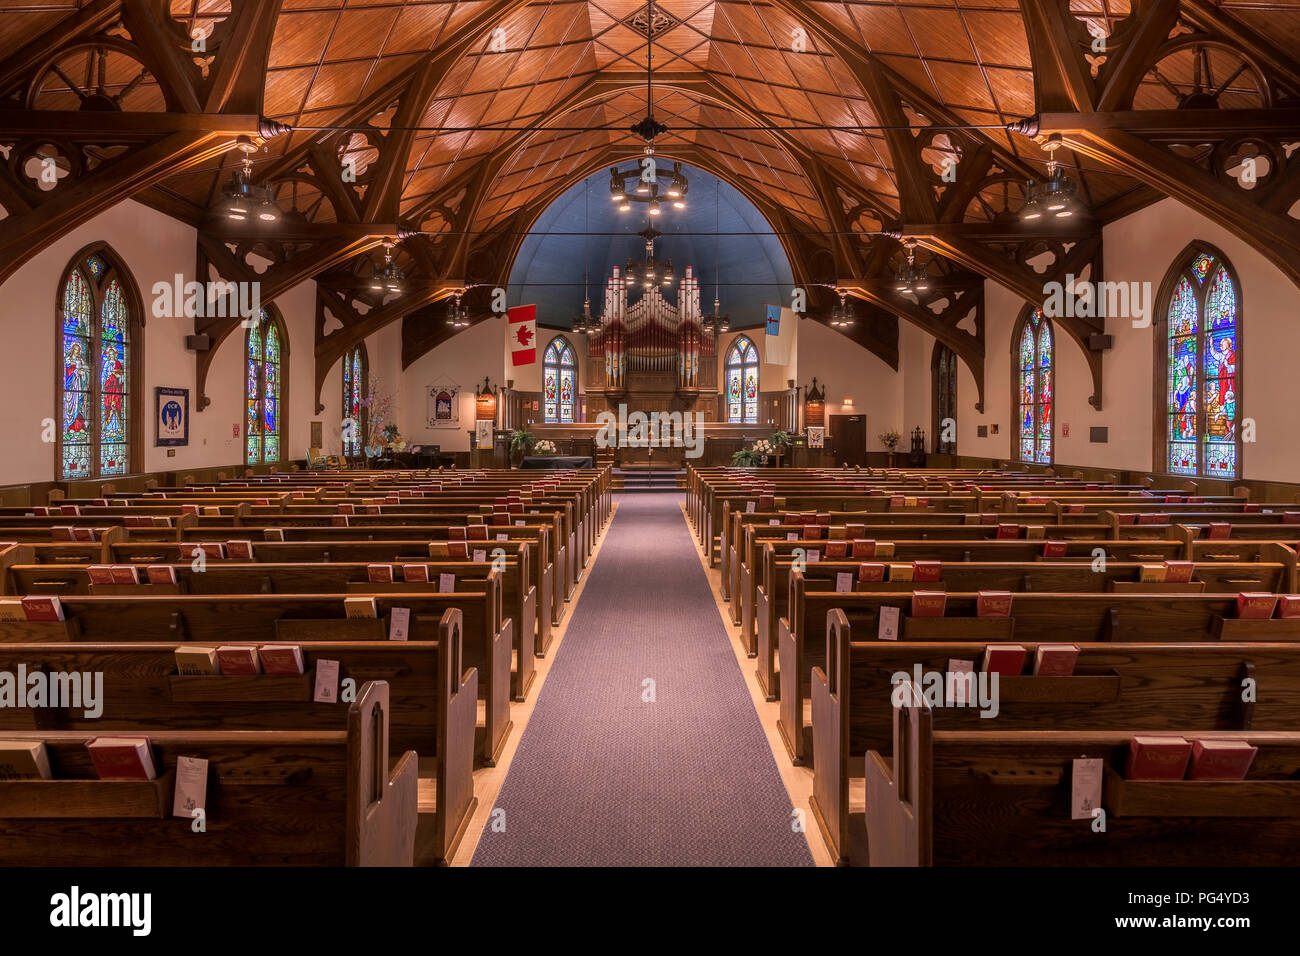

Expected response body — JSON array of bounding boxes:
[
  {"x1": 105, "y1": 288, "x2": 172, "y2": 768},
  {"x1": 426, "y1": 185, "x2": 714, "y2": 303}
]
[
  {"x1": 342, "y1": 344, "x2": 368, "y2": 457},
  {"x1": 1015, "y1": 309, "x2": 1053, "y2": 465},
  {"x1": 725, "y1": 336, "x2": 759, "y2": 424},
  {"x1": 245, "y1": 308, "x2": 288, "y2": 464},
  {"x1": 1159, "y1": 246, "x2": 1241, "y2": 478},
  {"x1": 932, "y1": 343, "x2": 957, "y2": 454},
  {"x1": 58, "y1": 246, "x2": 141, "y2": 480},
  {"x1": 543, "y1": 337, "x2": 576, "y2": 423}
]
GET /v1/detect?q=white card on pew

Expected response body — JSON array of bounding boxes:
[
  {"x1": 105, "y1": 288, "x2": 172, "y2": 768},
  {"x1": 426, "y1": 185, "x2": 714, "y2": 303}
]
[
  {"x1": 314, "y1": 660, "x2": 340, "y2": 703},
  {"x1": 786, "y1": 532, "x2": 798, "y2": 541},
  {"x1": 878, "y1": 606, "x2": 900, "y2": 641},
  {"x1": 515, "y1": 520, "x2": 525, "y2": 527},
  {"x1": 172, "y1": 756, "x2": 208, "y2": 818},
  {"x1": 835, "y1": 572, "x2": 852, "y2": 593},
  {"x1": 473, "y1": 549, "x2": 486, "y2": 562},
  {"x1": 389, "y1": 607, "x2": 410, "y2": 642},
  {"x1": 496, "y1": 533, "x2": 508, "y2": 541},
  {"x1": 439, "y1": 573, "x2": 455, "y2": 593},
  {"x1": 769, "y1": 519, "x2": 780, "y2": 526},
  {"x1": 745, "y1": 501, "x2": 755, "y2": 513},
  {"x1": 946, "y1": 660, "x2": 975, "y2": 706},
  {"x1": 1072, "y1": 758, "x2": 1104, "y2": 820}
]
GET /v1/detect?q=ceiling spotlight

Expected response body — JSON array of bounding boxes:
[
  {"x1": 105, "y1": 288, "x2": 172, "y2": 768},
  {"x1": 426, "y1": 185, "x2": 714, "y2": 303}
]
[
  {"x1": 830, "y1": 289, "x2": 855, "y2": 327},
  {"x1": 619, "y1": 199, "x2": 631, "y2": 212},
  {"x1": 609, "y1": 168, "x2": 625, "y2": 202},
  {"x1": 648, "y1": 199, "x2": 661, "y2": 216}
]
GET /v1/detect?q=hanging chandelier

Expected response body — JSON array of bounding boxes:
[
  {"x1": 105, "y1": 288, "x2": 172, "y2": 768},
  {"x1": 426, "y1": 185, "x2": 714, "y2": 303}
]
[
  {"x1": 607, "y1": 0, "x2": 686, "y2": 215},
  {"x1": 445, "y1": 292, "x2": 469, "y2": 328},
  {"x1": 624, "y1": 226, "x2": 675, "y2": 290},
  {"x1": 221, "y1": 136, "x2": 280, "y2": 223},
  {"x1": 1020, "y1": 133, "x2": 1080, "y2": 221},
  {"x1": 894, "y1": 240, "x2": 931, "y2": 295},
  {"x1": 368, "y1": 240, "x2": 404, "y2": 295},
  {"x1": 829, "y1": 289, "x2": 855, "y2": 327}
]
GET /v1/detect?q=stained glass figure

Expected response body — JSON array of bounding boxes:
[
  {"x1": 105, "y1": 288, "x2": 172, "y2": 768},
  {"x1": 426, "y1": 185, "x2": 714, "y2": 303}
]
[{"x1": 342, "y1": 346, "x2": 365, "y2": 458}]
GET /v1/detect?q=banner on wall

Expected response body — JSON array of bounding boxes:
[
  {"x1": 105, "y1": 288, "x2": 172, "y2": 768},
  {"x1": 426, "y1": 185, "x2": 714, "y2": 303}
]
[
  {"x1": 427, "y1": 381, "x2": 459, "y2": 428},
  {"x1": 764, "y1": 304, "x2": 796, "y2": 365},
  {"x1": 507, "y1": 304, "x2": 537, "y2": 366}
]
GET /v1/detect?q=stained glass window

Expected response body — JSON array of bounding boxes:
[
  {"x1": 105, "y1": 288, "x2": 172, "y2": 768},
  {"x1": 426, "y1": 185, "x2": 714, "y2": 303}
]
[
  {"x1": 342, "y1": 345, "x2": 367, "y2": 458},
  {"x1": 543, "y1": 337, "x2": 576, "y2": 423},
  {"x1": 933, "y1": 344, "x2": 957, "y2": 454},
  {"x1": 58, "y1": 250, "x2": 135, "y2": 480},
  {"x1": 245, "y1": 309, "x2": 287, "y2": 464},
  {"x1": 725, "y1": 336, "x2": 759, "y2": 424},
  {"x1": 1017, "y1": 310, "x2": 1053, "y2": 464},
  {"x1": 1165, "y1": 250, "x2": 1239, "y2": 478}
]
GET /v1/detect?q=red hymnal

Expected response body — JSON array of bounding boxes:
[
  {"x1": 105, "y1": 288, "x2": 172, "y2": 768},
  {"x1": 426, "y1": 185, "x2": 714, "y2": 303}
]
[
  {"x1": 467, "y1": 524, "x2": 488, "y2": 541},
  {"x1": 336, "y1": 503, "x2": 355, "y2": 515},
  {"x1": 1283, "y1": 512, "x2": 1300, "y2": 525},
  {"x1": 1188, "y1": 739, "x2": 1258, "y2": 780},
  {"x1": 844, "y1": 524, "x2": 866, "y2": 538},
  {"x1": 1163, "y1": 560, "x2": 1195, "y2": 584},
  {"x1": 1137, "y1": 513, "x2": 1164, "y2": 525},
  {"x1": 980, "y1": 514, "x2": 998, "y2": 526},
  {"x1": 1042, "y1": 540, "x2": 1068, "y2": 558},
  {"x1": 332, "y1": 515, "x2": 350, "y2": 527},
  {"x1": 816, "y1": 513, "x2": 831, "y2": 526},
  {"x1": 1209, "y1": 522, "x2": 1231, "y2": 539},
  {"x1": 910, "y1": 591, "x2": 946, "y2": 617},
  {"x1": 825, "y1": 541, "x2": 848, "y2": 559},
  {"x1": 21, "y1": 596, "x2": 64, "y2": 622},
  {"x1": 146, "y1": 565, "x2": 177, "y2": 585},
  {"x1": 109, "y1": 565, "x2": 139, "y2": 585},
  {"x1": 86, "y1": 736, "x2": 156, "y2": 780},
  {"x1": 366, "y1": 564, "x2": 394, "y2": 584},
  {"x1": 72, "y1": 527, "x2": 96, "y2": 543},
  {"x1": 257, "y1": 644, "x2": 305, "y2": 675},
  {"x1": 1164, "y1": 495, "x2": 1185, "y2": 504},
  {"x1": 890, "y1": 495, "x2": 905, "y2": 508},
  {"x1": 448, "y1": 542, "x2": 468, "y2": 560},
  {"x1": 1033, "y1": 643, "x2": 1080, "y2": 676},
  {"x1": 1116, "y1": 513, "x2": 1136, "y2": 525},
  {"x1": 1067, "y1": 503, "x2": 1084, "y2": 514},
  {"x1": 996, "y1": 524, "x2": 1019, "y2": 539},
  {"x1": 852, "y1": 539, "x2": 876, "y2": 559},
  {"x1": 402, "y1": 564, "x2": 430, "y2": 583},
  {"x1": 913, "y1": 561, "x2": 941, "y2": 583},
  {"x1": 193, "y1": 543, "x2": 225, "y2": 560},
  {"x1": 87, "y1": 565, "x2": 116, "y2": 585},
  {"x1": 1277, "y1": 595, "x2": 1300, "y2": 619},
  {"x1": 981, "y1": 644, "x2": 1026, "y2": 676},
  {"x1": 857, "y1": 563, "x2": 886, "y2": 582},
  {"x1": 977, "y1": 591, "x2": 1012, "y2": 618},
  {"x1": 448, "y1": 527, "x2": 466, "y2": 541},
  {"x1": 60, "y1": 505, "x2": 80, "y2": 516},
  {"x1": 1243, "y1": 503, "x2": 1261, "y2": 513},
  {"x1": 759, "y1": 495, "x2": 774, "y2": 510},
  {"x1": 215, "y1": 645, "x2": 261, "y2": 675},
  {"x1": 1237, "y1": 592, "x2": 1279, "y2": 619},
  {"x1": 225, "y1": 540, "x2": 254, "y2": 561},
  {"x1": 1125, "y1": 735, "x2": 1192, "y2": 780},
  {"x1": 803, "y1": 525, "x2": 823, "y2": 540}
]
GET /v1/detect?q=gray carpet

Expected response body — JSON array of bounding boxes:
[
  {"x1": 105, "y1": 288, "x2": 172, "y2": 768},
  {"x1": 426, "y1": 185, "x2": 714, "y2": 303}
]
[{"x1": 470, "y1": 492, "x2": 815, "y2": 866}]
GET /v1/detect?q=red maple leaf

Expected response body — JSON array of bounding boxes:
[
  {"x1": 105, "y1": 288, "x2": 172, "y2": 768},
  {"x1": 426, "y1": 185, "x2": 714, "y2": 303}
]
[{"x1": 515, "y1": 325, "x2": 534, "y2": 347}]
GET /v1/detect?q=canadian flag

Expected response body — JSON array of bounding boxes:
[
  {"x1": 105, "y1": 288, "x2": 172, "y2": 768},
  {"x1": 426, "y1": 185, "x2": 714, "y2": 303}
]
[{"x1": 508, "y1": 304, "x2": 537, "y2": 366}]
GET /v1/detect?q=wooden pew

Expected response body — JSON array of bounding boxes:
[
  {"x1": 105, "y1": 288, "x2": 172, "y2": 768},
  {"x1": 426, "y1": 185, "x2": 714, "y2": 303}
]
[
  {"x1": 865, "y1": 694, "x2": 1300, "y2": 865},
  {"x1": 811, "y1": 609, "x2": 1300, "y2": 862},
  {"x1": 0, "y1": 590, "x2": 513, "y2": 765},
  {"x1": 0, "y1": 680, "x2": 419, "y2": 865},
  {"x1": 776, "y1": 584, "x2": 1300, "y2": 762}
]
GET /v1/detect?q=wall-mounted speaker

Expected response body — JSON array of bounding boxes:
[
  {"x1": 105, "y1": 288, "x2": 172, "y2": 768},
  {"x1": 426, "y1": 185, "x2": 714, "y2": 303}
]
[
  {"x1": 185, "y1": 334, "x2": 211, "y2": 351},
  {"x1": 1089, "y1": 426, "x2": 1108, "y2": 443}
]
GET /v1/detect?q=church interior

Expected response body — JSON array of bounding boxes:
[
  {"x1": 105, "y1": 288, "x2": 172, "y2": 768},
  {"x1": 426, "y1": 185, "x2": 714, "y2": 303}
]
[{"x1": 0, "y1": 0, "x2": 1298, "y2": 889}]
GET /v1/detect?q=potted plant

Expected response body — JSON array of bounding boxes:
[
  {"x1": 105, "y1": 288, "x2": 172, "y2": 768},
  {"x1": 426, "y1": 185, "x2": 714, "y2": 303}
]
[
  {"x1": 731, "y1": 448, "x2": 760, "y2": 467},
  {"x1": 769, "y1": 429, "x2": 790, "y2": 466},
  {"x1": 509, "y1": 428, "x2": 536, "y2": 466}
]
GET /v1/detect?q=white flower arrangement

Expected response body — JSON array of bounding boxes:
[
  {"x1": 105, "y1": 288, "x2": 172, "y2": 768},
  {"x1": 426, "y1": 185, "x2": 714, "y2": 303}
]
[
  {"x1": 752, "y1": 439, "x2": 774, "y2": 456},
  {"x1": 534, "y1": 440, "x2": 558, "y2": 455}
]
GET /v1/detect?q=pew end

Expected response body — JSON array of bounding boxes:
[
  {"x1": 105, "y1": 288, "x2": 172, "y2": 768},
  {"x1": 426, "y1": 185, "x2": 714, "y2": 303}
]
[{"x1": 864, "y1": 681, "x2": 933, "y2": 866}]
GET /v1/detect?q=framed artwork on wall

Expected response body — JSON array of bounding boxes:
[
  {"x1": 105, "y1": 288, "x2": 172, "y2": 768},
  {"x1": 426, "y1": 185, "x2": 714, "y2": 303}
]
[
  {"x1": 427, "y1": 381, "x2": 459, "y2": 428},
  {"x1": 807, "y1": 426, "x2": 825, "y2": 449},
  {"x1": 155, "y1": 387, "x2": 188, "y2": 446}
]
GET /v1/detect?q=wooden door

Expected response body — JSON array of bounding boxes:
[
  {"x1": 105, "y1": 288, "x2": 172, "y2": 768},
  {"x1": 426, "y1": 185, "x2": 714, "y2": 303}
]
[{"x1": 829, "y1": 414, "x2": 867, "y2": 466}]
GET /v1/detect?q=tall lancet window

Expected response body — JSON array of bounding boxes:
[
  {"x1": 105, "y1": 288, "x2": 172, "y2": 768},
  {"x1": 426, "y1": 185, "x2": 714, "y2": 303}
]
[
  {"x1": 245, "y1": 308, "x2": 287, "y2": 464},
  {"x1": 725, "y1": 336, "x2": 759, "y2": 424},
  {"x1": 1015, "y1": 309, "x2": 1053, "y2": 464},
  {"x1": 544, "y1": 337, "x2": 576, "y2": 423}
]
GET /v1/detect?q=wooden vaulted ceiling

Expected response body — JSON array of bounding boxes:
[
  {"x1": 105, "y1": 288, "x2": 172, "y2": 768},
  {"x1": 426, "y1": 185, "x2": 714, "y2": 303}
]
[{"x1": 2, "y1": 0, "x2": 1300, "y2": 415}]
